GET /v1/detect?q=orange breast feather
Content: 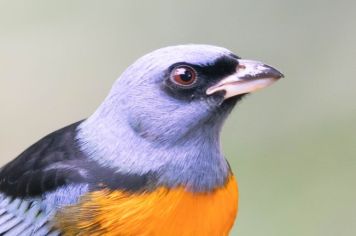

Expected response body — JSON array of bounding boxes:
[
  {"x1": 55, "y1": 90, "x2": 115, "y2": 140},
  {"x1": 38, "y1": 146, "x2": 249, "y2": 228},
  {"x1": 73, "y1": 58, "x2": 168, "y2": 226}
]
[{"x1": 56, "y1": 177, "x2": 238, "y2": 236}]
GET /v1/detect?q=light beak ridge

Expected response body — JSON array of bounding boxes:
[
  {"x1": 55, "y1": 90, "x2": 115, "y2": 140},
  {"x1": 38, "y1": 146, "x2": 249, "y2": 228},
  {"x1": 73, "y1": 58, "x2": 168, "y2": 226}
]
[{"x1": 206, "y1": 59, "x2": 284, "y2": 99}]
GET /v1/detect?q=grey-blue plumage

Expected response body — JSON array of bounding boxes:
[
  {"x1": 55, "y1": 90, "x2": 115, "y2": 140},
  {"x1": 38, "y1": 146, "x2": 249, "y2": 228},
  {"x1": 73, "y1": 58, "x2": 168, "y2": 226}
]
[{"x1": 78, "y1": 45, "x2": 241, "y2": 192}]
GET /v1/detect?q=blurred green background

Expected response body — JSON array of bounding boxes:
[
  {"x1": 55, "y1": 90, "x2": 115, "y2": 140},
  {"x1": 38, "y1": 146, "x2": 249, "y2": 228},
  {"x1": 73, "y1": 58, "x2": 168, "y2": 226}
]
[{"x1": 0, "y1": 0, "x2": 355, "y2": 235}]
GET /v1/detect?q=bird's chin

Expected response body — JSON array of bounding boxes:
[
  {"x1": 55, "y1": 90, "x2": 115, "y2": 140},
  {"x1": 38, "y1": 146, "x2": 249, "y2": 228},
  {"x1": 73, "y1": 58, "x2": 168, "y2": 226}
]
[
  {"x1": 220, "y1": 94, "x2": 245, "y2": 111},
  {"x1": 206, "y1": 92, "x2": 245, "y2": 120}
]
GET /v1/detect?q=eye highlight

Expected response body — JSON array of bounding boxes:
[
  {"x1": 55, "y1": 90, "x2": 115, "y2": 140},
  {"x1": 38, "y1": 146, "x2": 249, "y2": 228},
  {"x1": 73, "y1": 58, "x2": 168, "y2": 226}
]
[{"x1": 170, "y1": 66, "x2": 197, "y2": 87}]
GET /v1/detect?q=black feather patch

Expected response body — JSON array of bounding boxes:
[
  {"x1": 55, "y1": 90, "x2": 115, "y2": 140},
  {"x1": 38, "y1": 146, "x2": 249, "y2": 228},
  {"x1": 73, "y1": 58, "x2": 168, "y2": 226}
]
[
  {"x1": 0, "y1": 122, "x2": 158, "y2": 197},
  {"x1": 163, "y1": 55, "x2": 239, "y2": 101}
]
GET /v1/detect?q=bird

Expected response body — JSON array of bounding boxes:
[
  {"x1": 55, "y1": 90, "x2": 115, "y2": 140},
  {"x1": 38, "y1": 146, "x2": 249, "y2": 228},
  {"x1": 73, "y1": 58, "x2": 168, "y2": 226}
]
[{"x1": 0, "y1": 44, "x2": 283, "y2": 236}]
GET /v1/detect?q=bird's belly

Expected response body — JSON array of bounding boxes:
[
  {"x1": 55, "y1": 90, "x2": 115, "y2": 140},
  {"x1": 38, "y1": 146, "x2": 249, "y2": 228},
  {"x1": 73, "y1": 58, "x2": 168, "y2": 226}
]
[{"x1": 56, "y1": 176, "x2": 238, "y2": 236}]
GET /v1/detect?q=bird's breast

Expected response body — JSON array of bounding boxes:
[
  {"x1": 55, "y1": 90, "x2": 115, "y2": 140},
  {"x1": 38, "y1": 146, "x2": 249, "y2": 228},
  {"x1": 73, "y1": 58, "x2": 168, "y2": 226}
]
[{"x1": 55, "y1": 176, "x2": 238, "y2": 236}]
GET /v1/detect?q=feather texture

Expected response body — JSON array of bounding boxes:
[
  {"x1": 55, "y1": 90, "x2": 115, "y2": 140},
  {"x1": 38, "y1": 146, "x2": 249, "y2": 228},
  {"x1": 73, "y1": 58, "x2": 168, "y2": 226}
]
[{"x1": 56, "y1": 176, "x2": 238, "y2": 236}]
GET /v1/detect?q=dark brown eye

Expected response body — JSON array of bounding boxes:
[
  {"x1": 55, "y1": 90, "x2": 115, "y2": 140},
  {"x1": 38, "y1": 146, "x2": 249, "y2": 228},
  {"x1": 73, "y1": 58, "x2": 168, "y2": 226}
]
[{"x1": 170, "y1": 66, "x2": 197, "y2": 86}]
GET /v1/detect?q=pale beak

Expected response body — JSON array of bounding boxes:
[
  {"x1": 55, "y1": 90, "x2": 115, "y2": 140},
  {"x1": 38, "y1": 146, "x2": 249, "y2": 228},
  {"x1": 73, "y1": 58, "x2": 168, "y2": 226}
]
[{"x1": 206, "y1": 59, "x2": 284, "y2": 99}]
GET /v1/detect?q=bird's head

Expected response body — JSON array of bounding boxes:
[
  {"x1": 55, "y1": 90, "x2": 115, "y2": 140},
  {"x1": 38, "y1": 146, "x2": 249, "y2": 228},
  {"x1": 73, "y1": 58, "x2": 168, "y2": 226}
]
[
  {"x1": 101, "y1": 45, "x2": 283, "y2": 145},
  {"x1": 79, "y1": 45, "x2": 283, "y2": 191}
]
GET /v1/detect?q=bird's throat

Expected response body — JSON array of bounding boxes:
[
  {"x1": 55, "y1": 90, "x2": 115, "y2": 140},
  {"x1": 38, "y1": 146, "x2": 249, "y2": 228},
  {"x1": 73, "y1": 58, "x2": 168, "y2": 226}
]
[{"x1": 77, "y1": 113, "x2": 230, "y2": 192}]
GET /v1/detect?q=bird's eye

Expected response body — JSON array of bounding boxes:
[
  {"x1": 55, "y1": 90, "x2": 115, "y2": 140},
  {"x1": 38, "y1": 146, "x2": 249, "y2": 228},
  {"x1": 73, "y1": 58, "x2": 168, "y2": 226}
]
[{"x1": 170, "y1": 66, "x2": 197, "y2": 87}]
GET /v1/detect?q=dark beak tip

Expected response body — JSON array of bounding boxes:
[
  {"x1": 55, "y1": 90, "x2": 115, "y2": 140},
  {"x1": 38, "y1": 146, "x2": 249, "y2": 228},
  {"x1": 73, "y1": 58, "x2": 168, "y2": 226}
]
[
  {"x1": 265, "y1": 64, "x2": 284, "y2": 79},
  {"x1": 267, "y1": 68, "x2": 284, "y2": 80},
  {"x1": 277, "y1": 71, "x2": 285, "y2": 79}
]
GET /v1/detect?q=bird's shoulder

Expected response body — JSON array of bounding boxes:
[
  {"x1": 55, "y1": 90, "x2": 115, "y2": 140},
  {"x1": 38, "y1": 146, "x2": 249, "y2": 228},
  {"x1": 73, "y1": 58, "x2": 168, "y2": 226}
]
[
  {"x1": 0, "y1": 121, "x2": 158, "y2": 235},
  {"x1": 0, "y1": 122, "x2": 86, "y2": 235},
  {"x1": 0, "y1": 121, "x2": 88, "y2": 197},
  {"x1": 0, "y1": 121, "x2": 156, "y2": 198}
]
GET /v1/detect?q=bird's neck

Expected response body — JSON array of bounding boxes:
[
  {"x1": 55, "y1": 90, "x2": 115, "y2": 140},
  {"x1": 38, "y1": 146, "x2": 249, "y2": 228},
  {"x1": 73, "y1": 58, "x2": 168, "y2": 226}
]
[{"x1": 76, "y1": 106, "x2": 230, "y2": 192}]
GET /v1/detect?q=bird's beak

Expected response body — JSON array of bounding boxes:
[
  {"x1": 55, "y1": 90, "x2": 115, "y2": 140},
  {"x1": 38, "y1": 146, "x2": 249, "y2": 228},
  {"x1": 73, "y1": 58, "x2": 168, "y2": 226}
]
[{"x1": 206, "y1": 59, "x2": 284, "y2": 99}]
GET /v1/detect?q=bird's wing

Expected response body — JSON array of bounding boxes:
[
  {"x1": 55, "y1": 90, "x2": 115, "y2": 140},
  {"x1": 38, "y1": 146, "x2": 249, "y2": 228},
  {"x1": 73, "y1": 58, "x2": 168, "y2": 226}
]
[
  {"x1": 0, "y1": 121, "x2": 91, "y2": 235},
  {"x1": 0, "y1": 183, "x2": 90, "y2": 236},
  {"x1": 0, "y1": 121, "x2": 156, "y2": 235},
  {"x1": 0, "y1": 194, "x2": 58, "y2": 236}
]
